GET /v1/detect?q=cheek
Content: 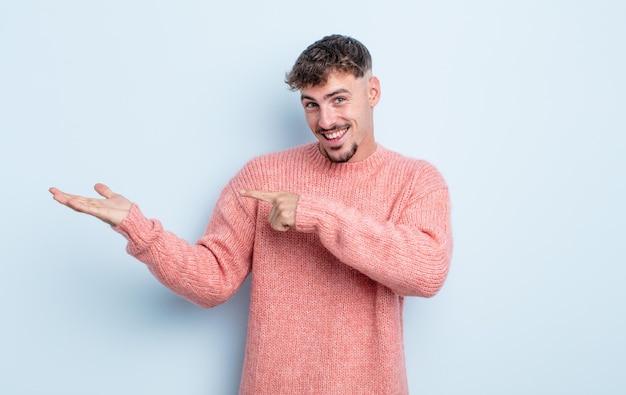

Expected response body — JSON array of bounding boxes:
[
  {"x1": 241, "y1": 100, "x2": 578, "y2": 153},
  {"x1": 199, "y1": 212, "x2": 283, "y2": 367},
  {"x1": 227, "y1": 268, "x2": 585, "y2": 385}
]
[{"x1": 304, "y1": 113, "x2": 318, "y2": 129}]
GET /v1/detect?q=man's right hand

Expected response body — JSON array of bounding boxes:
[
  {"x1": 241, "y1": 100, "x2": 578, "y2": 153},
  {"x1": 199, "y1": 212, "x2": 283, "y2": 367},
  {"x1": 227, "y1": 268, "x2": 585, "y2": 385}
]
[{"x1": 49, "y1": 183, "x2": 132, "y2": 226}]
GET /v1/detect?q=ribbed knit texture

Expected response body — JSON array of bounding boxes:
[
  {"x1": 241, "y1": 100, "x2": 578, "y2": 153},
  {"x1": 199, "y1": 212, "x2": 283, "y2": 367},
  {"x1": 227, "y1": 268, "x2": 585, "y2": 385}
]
[{"x1": 114, "y1": 143, "x2": 453, "y2": 394}]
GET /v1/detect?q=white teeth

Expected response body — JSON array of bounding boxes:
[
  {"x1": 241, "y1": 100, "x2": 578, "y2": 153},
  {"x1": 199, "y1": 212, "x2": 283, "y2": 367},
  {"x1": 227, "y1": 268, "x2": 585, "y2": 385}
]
[{"x1": 324, "y1": 128, "x2": 348, "y2": 140}]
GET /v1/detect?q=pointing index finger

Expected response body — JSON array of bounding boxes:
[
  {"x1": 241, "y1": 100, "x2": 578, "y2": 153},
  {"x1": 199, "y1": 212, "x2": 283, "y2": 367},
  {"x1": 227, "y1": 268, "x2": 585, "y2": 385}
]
[{"x1": 240, "y1": 189, "x2": 277, "y2": 203}]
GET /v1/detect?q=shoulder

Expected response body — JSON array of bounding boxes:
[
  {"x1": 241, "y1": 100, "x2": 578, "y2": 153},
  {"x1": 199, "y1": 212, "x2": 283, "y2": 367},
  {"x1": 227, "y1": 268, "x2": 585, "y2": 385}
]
[
  {"x1": 241, "y1": 143, "x2": 316, "y2": 178},
  {"x1": 245, "y1": 143, "x2": 315, "y2": 168},
  {"x1": 378, "y1": 145, "x2": 448, "y2": 194},
  {"x1": 230, "y1": 143, "x2": 317, "y2": 188},
  {"x1": 379, "y1": 146, "x2": 444, "y2": 177}
]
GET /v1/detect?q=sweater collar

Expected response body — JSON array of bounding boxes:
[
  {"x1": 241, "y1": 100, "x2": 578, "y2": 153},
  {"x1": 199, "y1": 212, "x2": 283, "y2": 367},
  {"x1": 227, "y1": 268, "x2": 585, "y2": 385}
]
[{"x1": 304, "y1": 142, "x2": 387, "y2": 175}]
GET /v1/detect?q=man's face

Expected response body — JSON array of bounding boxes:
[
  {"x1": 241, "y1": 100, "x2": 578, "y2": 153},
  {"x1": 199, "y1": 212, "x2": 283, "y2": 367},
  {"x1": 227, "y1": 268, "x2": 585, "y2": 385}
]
[{"x1": 300, "y1": 72, "x2": 380, "y2": 163}]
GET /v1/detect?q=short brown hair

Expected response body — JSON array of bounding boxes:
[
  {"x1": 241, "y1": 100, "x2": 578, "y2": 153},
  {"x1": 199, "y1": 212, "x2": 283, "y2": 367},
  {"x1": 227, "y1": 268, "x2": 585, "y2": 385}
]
[{"x1": 285, "y1": 34, "x2": 372, "y2": 91}]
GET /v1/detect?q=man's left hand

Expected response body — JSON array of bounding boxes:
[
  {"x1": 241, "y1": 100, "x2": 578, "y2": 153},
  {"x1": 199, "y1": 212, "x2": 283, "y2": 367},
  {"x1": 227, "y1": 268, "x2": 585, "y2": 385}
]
[{"x1": 240, "y1": 190, "x2": 300, "y2": 232}]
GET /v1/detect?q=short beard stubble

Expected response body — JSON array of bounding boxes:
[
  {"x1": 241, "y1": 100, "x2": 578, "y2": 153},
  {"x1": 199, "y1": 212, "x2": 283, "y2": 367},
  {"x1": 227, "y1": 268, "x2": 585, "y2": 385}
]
[{"x1": 324, "y1": 142, "x2": 358, "y2": 163}]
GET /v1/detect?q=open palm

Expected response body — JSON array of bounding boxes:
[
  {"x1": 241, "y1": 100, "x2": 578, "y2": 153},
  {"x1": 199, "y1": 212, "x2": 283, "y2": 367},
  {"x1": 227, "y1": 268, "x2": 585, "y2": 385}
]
[{"x1": 49, "y1": 183, "x2": 132, "y2": 226}]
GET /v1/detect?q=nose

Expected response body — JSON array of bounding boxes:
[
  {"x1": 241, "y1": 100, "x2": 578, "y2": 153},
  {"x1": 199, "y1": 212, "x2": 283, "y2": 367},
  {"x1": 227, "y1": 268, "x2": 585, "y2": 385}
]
[{"x1": 318, "y1": 105, "x2": 337, "y2": 131}]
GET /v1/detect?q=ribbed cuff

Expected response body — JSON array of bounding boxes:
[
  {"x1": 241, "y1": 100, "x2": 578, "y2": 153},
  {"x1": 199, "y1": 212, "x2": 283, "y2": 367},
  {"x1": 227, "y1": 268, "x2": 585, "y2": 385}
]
[{"x1": 111, "y1": 203, "x2": 160, "y2": 250}]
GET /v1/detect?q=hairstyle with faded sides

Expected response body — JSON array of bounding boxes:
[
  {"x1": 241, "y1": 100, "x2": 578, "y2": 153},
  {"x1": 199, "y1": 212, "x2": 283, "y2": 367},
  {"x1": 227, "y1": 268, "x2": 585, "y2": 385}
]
[{"x1": 285, "y1": 34, "x2": 372, "y2": 91}]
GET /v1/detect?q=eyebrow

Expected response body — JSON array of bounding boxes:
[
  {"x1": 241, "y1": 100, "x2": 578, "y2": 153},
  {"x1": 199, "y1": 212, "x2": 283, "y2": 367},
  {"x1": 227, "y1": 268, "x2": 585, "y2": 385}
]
[{"x1": 301, "y1": 88, "x2": 351, "y2": 102}]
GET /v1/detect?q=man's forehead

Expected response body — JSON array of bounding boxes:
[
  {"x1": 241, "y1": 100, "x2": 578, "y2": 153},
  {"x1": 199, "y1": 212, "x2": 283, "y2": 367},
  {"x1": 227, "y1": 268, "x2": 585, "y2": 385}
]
[{"x1": 300, "y1": 72, "x2": 364, "y2": 98}]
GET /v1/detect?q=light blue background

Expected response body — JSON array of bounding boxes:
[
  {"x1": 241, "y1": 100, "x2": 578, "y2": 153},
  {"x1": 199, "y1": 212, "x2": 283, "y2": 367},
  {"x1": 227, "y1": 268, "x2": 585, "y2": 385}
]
[{"x1": 1, "y1": 1, "x2": 624, "y2": 394}]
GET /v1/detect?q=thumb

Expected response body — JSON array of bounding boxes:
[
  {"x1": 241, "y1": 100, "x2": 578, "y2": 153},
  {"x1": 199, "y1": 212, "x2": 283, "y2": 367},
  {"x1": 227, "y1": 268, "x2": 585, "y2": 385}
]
[{"x1": 94, "y1": 183, "x2": 115, "y2": 199}]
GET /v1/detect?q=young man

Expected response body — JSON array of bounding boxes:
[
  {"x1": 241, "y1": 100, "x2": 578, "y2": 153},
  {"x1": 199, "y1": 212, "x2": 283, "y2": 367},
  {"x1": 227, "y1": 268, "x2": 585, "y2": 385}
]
[{"x1": 50, "y1": 34, "x2": 453, "y2": 394}]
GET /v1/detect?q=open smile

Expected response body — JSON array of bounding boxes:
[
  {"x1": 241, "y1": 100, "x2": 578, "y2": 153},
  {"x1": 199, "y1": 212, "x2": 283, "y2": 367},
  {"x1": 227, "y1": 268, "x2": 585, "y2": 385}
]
[{"x1": 320, "y1": 126, "x2": 349, "y2": 141}]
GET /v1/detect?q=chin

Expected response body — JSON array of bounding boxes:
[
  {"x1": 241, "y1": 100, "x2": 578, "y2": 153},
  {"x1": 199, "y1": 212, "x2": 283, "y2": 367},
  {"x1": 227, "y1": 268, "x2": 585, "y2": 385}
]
[{"x1": 327, "y1": 142, "x2": 358, "y2": 163}]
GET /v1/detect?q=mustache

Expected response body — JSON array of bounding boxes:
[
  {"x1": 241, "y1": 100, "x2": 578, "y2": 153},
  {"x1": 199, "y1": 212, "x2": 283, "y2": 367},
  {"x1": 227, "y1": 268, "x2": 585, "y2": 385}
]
[{"x1": 316, "y1": 125, "x2": 349, "y2": 134}]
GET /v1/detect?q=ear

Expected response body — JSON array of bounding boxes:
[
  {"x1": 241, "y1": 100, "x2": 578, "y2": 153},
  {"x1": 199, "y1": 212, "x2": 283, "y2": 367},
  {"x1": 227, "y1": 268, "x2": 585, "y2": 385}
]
[{"x1": 368, "y1": 76, "x2": 381, "y2": 107}]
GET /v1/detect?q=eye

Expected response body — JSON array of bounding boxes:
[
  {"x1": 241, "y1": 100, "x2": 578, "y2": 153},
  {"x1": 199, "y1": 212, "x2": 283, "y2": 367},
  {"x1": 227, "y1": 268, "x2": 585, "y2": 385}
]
[
  {"x1": 304, "y1": 102, "x2": 318, "y2": 109},
  {"x1": 334, "y1": 97, "x2": 346, "y2": 104}
]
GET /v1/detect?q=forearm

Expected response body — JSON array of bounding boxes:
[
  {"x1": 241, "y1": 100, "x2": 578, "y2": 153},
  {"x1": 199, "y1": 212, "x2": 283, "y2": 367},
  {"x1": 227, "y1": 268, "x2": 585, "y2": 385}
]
[
  {"x1": 295, "y1": 189, "x2": 452, "y2": 297},
  {"x1": 113, "y1": 200, "x2": 253, "y2": 308}
]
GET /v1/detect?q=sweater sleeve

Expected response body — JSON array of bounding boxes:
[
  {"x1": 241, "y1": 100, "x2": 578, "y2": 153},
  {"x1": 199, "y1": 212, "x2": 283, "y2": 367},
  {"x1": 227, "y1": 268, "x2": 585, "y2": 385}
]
[
  {"x1": 294, "y1": 164, "x2": 453, "y2": 298},
  {"x1": 112, "y1": 182, "x2": 255, "y2": 308}
]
